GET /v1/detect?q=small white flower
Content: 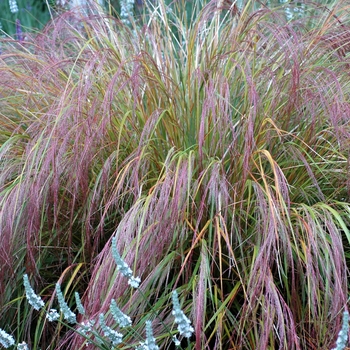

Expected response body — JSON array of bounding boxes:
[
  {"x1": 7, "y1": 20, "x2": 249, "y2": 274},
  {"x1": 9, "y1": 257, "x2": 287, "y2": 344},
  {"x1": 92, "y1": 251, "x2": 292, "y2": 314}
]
[
  {"x1": 110, "y1": 299, "x2": 132, "y2": 328},
  {"x1": 112, "y1": 237, "x2": 141, "y2": 288},
  {"x1": 128, "y1": 276, "x2": 141, "y2": 288},
  {"x1": 55, "y1": 283, "x2": 76, "y2": 324},
  {"x1": 135, "y1": 322, "x2": 159, "y2": 350},
  {"x1": 9, "y1": 0, "x2": 18, "y2": 13},
  {"x1": 144, "y1": 321, "x2": 159, "y2": 350},
  {"x1": 75, "y1": 292, "x2": 85, "y2": 315},
  {"x1": 0, "y1": 328, "x2": 15, "y2": 348},
  {"x1": 120, "y1": 0, "x2": 134, "y2": 26},
  {"x1": 171, "y1": 291, "x2": 194, "y2": 338},
  {"x1": 99, "y1": 314, "x2": 123, "y2": 346},
  {"x1": 46, "y1": 309, "x2": 60, "y2": 322},
  {"x1": 23, "y1": 274, "x2": 45, "y2": 311},
  {"x1": 17, "y1": 341, "x2": 29, "y2": 350},
  {"x1": 332, "y1": 310, "x2": 349, "y2": 350},
  {"x1": 172, "y1": 336, "x2": 181, "y2": 346},
  {"x1": 77, "y1": 320, "x2": 95, "y2": 337}
]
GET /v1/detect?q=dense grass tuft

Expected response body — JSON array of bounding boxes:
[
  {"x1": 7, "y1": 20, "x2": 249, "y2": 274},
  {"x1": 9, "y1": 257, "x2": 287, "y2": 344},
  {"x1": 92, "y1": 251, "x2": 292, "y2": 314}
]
[{"x1": 0, "y1": 0, "x2": 350, "y2": 349}]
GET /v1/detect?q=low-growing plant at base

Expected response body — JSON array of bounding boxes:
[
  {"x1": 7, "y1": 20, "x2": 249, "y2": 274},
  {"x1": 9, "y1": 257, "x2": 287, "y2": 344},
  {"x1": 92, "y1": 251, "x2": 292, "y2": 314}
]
[{"x1": 0, "y1": 242, "x2": 194, "y2": 349}]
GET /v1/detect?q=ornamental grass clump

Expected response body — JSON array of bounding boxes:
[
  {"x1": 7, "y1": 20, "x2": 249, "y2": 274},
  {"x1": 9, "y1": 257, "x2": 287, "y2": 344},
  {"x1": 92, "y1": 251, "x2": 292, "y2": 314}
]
[{"x1": 0, "y1": 0, "x2": 350, "y2": 348}]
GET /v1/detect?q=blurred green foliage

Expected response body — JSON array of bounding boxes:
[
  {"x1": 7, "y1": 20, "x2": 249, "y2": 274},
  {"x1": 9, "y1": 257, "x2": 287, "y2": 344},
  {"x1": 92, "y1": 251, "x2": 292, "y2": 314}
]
[
  {"x1": 0, "y1": 0, "x2": 52, "y2": 36},
  {"x1": 0, "y1": 0, "x2": 338, "y2": 37}
]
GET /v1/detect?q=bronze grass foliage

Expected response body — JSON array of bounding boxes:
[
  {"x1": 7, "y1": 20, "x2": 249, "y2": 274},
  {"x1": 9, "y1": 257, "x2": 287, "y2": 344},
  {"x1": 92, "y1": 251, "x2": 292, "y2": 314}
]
[{"x1": 0, "y1": 0, "x2": 350, "y2": 348}]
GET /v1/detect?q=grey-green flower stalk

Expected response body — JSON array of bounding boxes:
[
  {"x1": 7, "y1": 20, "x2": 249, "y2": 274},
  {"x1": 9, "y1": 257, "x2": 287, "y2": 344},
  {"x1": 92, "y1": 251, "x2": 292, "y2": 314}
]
[
  {"x1": 0, "y1": 328, "x2": 15, "y2": 348},
  {"x1": 120, "y1": 0, "x2": 134, "y2": 26},
  {"x1": 144, "y1": 320, "x2": 159, "y2": 350},
  {"x1": 9, "y1": 0, "x2": 18, "y2": 13},
  {"x1": 111, "y1": 236, "x2": 141, "y2": 288},
  {"x1": 17, "y1": 342, "x2": 29, "y2": 350},
  {"x1": 23, "y1": 274, "x2": 44, "y2": 311},
  {"x1": 75, "y1": 291, "x2": 85, "y2": 315},
  {"x1": 55, "y1": 283, "x2": 77, "y2": 324},
  {"x1": 171, "y1": 291, "x2": 194, "y2": 338},
  {"x1": 46, "y1": 309, "x2": 60, "y2": 322},
  {"x1": 136, "y1": 321, "x2": 159, "y2": 350},
  {"x1": 332, "y1": 310, "x2": 349, "y2": 350}
]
